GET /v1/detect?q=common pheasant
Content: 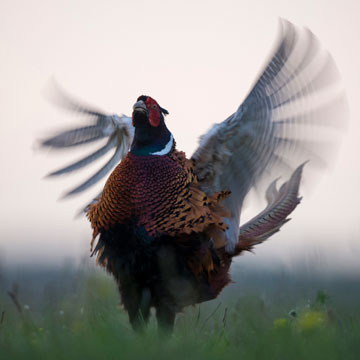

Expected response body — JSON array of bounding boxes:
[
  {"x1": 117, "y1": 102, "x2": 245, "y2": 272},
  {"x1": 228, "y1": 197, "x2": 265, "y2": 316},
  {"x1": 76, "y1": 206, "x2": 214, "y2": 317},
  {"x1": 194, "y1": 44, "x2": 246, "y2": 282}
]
[{"x1": 41, "y1": 20, "x2": 347, "y2": 332}]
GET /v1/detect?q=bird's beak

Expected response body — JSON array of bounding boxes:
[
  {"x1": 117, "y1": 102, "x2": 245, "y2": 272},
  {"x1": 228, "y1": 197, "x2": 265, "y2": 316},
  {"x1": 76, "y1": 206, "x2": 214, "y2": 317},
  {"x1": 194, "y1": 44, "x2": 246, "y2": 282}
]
[{"x1": 133, "y1": 100, "x2": 148, "y2": 115}]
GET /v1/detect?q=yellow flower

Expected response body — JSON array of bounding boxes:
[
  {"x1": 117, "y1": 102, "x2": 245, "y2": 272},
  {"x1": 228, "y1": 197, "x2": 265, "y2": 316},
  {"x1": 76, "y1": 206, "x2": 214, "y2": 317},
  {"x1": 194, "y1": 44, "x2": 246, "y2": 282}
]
[{"x1": 297, "y1": 311, "x2": 326, "y2": 331}]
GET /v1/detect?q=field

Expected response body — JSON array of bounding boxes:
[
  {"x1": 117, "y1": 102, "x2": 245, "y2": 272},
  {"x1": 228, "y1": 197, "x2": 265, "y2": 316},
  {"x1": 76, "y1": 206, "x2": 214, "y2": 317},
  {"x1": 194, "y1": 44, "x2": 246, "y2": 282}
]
[{"x1": 1, "y1": 261, "x2": 360, "y2": 360}]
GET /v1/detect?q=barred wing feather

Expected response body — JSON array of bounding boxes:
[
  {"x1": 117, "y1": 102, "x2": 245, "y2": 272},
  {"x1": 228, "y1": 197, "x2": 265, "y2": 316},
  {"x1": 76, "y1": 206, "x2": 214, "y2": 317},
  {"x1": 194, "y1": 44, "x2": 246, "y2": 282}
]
[
  {"x1": 192, "y1": 19, "x2": 347, "y2": 252},
  {"x1": 41, "y1": 86, "x2": 134, "y2": 199}
]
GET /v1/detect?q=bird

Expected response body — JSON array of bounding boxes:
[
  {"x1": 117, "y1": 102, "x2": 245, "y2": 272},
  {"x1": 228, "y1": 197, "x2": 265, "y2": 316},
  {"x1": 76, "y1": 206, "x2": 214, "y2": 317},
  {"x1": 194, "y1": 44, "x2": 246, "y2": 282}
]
[{"x1": 41, "y1": 20, "x2": 347, "y2": 332}]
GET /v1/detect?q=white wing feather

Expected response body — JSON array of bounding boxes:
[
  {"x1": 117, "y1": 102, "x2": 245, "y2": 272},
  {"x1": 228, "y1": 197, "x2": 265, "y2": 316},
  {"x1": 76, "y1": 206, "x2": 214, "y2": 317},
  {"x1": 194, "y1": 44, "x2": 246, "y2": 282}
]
[{"x1": 191, "y1": 19, "x2": 347, "y2": 252}]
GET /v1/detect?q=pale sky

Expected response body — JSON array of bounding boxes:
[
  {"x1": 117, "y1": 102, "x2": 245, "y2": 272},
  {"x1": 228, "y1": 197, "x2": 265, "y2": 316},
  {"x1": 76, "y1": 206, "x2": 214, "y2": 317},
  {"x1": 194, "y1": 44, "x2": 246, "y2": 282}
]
[{"x1": 1, "y1": 0, "x2": 359, "y2": 273}]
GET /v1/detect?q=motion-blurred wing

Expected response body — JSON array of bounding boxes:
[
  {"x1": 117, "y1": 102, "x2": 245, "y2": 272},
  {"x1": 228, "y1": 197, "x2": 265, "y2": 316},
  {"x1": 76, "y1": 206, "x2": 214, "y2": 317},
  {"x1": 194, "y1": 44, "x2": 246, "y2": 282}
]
[
  {"x1": 41, "y1": 86, "x2": 134, "y2": 200},
  {"x1": 192, "y1": 19, "x2": 347, "y2": 252}
]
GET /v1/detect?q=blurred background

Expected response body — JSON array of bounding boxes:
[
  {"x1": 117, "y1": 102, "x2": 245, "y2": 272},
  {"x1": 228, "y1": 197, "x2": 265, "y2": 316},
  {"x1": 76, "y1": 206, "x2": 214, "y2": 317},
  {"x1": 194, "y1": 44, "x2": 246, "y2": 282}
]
[{"x1": 0, "y1": 0, "x2": 359, "y2": 277}]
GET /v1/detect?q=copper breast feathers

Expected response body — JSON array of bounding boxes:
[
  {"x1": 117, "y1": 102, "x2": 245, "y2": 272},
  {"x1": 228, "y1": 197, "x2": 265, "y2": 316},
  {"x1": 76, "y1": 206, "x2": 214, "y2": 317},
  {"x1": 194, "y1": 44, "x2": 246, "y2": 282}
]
[{"x1": 88, "y1": 150, "x2": 230, "y2": 245}]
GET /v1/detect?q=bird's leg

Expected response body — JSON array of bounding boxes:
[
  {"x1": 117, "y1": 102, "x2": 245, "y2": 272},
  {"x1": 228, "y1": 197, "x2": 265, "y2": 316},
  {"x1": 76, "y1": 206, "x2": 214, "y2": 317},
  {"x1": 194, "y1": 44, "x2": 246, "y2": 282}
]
[
  {"x1": 118, "y1": 280, "x2": 151, "y2": 332},
  {"x1": 154, "y1": 245, "x2": 179, "y2": 333},
  {"x1": 125, "y1": 293, "x2": 151, "y2": 331},
  {"x1": 156, "y1": 303, "x2": 176, "y2": 334},
  {"x1": 138, "y1": 287, "x2": 152, "y2": 328}
]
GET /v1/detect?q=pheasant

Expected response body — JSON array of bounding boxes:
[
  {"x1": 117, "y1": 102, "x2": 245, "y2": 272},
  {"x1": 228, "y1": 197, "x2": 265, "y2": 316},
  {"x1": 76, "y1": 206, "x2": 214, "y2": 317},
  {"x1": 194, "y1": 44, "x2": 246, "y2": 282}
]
[{"x1": 41, "y1": 20, "x2": 347, "y2": 332}]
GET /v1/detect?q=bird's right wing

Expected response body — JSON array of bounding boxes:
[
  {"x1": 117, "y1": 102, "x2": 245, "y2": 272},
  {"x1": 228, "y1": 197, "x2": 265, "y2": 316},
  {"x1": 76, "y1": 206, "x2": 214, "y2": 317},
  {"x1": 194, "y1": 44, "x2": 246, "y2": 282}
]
[{"x1": 41, "y1": 85, "x2": 134, "y2": 205}]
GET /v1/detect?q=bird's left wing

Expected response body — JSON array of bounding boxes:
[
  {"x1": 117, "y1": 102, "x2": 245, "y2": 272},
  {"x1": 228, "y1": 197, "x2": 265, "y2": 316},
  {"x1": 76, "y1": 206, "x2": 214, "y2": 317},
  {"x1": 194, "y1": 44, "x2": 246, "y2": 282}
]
[
  {"x1": 192, "y1": 20, "x2": 347, "y2": 252},
  {"x1": 41, "y1": 86, "x2": 134, "y2": 203}
]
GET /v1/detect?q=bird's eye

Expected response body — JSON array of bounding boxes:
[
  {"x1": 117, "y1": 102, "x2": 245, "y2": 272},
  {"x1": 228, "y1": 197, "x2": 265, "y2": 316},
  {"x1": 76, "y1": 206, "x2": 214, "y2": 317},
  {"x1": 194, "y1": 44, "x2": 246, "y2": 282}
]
[{"x1": 152, "y1": 104, "x2": 157, "y2": 110}]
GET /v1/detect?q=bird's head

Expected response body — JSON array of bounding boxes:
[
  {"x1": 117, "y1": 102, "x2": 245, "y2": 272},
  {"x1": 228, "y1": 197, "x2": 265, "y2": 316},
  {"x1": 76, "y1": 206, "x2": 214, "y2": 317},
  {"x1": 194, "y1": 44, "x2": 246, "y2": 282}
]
[
  {"x1": 132, "y1": 95, "x2": 169, "y2": 128},
  {"x1": 130, "y1": 95, "x2": 173, "y2": 156}
]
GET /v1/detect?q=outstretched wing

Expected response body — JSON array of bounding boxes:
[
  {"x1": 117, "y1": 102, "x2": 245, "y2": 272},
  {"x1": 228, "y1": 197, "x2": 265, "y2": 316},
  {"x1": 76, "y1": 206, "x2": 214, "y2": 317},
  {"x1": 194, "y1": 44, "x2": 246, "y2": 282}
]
[
  {"x1": 41, "y1": 85, "x2": 134, "y2": 202},
  {"x1": 192, "y1": 19, "x2": 348, "y2": 252}
]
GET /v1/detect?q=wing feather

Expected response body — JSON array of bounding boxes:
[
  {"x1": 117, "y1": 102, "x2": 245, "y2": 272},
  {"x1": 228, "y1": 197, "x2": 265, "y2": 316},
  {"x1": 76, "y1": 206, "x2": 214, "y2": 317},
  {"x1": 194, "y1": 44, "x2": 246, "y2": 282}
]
[
  {"x1": 62, "y1": 139, "x2": 128, "y2": 197},
  {"x1": 41, "y1": 126, "x2": 106, "y2": 148},
  {"x1": 47, "y1": 135, "x2": 118, "y2": 176}
]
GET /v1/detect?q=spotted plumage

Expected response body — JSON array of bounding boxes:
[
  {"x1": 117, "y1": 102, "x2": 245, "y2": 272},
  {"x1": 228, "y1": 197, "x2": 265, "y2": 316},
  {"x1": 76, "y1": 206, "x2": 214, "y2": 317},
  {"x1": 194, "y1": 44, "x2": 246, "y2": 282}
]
[{"x1": 41, "y1": 20, "x2": 347, "y2": 332}]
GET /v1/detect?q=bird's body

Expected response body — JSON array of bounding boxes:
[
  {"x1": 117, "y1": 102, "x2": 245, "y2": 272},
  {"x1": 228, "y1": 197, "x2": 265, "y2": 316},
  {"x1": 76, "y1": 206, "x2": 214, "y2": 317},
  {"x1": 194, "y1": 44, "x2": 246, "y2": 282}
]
[
  {"x1": 89, "y1": 150, "x2": 229, "y2": 246},
  {"x1": 88, "y1": 98, "x2": 233, "y2": 330},
  {"x1": 41, "y1": 20, "x2": 347, "y2": 332}
]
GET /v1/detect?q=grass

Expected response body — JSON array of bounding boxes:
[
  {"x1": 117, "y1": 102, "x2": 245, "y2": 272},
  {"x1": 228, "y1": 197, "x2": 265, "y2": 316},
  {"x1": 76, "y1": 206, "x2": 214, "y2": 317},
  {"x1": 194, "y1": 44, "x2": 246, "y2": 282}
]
[{"x1": 0, "y1": 264, "x2": 360, "y2": 360}]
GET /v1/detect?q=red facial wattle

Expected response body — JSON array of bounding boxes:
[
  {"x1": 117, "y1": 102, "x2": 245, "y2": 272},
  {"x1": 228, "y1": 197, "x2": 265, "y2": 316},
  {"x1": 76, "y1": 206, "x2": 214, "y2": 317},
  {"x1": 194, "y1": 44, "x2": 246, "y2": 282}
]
[{"x1": 145, "y1": 98, "x2": 161, "y2": 127}]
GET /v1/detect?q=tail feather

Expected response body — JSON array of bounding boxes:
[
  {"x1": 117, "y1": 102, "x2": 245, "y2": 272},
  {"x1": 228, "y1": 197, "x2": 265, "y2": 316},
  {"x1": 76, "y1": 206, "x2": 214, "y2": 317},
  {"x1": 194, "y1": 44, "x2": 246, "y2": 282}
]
[{"x1": 233, "y1": 162, "x2": 305, "y2": 256}]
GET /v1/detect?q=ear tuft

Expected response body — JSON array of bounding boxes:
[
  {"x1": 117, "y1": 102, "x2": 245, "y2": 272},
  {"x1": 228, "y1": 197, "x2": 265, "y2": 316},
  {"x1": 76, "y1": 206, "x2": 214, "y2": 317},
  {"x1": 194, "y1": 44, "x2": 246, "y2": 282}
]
[
  {"x1": 160, "y1": 107, "x2": 169, "y2": 116},
  {"x1": 137, "y1": 95, "x2": 148, "y2": 102}
]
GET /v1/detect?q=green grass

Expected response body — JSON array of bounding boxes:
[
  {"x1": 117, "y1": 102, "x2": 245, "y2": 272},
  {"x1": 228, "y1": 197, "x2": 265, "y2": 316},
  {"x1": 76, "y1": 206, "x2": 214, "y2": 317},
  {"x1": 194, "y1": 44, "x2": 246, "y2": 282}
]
[{"x1": 1, "y1": 266, "x2": 360, "y2": 360}]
